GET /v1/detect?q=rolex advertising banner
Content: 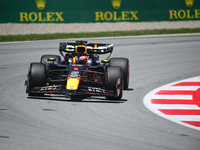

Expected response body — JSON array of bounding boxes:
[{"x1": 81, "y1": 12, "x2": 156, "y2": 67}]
[{"x1": 0, "y1": 0, "x2": 200, "y2": 23}]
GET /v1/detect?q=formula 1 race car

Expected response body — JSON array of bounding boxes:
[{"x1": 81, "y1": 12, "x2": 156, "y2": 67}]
[{"x1": 25, "y1": 40, "x2": 129, "y2": 100}]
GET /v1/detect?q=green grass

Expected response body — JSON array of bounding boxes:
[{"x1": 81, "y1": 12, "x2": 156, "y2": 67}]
[{"x1": 1, "y1": 28, "x2": 200, "y2": 42}]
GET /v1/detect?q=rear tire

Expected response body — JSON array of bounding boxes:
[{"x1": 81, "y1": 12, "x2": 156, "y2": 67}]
[
  {"x1": 105, "y1": 66, "x2": 123, "y2": 100},
  {"x1": 110, "y1": 57, "x2": 129, "y2": 90},
  {"x1": 28, "y1": 63, "x2": 46, "y2": 96}
]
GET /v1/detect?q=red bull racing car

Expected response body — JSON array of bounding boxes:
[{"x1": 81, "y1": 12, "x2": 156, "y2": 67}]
[{"x1": 25, "y1": 41, "x2": 129, "y2": 100}]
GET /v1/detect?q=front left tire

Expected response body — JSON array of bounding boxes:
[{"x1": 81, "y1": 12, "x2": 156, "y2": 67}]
[
  {"x1": 110, "y1": 57, "x2": 129, "y2": 90},
  {"x1": 105, "y1": 66, "x2": 123, "y2": 100}
]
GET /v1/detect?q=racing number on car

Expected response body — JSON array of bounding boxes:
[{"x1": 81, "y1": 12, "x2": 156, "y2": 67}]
[
  {"x1": 70, "y1": 71, "x2": 79, "y2": 78},
  {"x1": 40, "y1": 85, "x2": 57, "y2": 91},
  {"x1": 88, "y1": 87, "x2": 105, "y2": 93}
]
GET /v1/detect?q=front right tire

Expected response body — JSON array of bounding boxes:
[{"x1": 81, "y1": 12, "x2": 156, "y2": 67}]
[{"x1": 28, "y1": 63, "x2": 46, "y2": 96}]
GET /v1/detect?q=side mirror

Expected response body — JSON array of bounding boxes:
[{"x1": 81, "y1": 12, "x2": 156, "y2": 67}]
[
  {"x1": 101, "y1": 60, "x2": 110, "y2": 63},
  {"x1": 48, "y1": 58, "x2": 56, "y2": 61}
]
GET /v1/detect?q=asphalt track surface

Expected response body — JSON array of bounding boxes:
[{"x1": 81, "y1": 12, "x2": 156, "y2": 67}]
[{"x1": 0, "y1": 34, "x2": 200, "y2": 150}]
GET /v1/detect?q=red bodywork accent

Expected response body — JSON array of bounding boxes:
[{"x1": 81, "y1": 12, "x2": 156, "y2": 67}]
[
  {"x1": 73, "y1": 67, "x2": 79, "y2": 71},
  {"x1": 29, "y1": 90, "x2": 59, "y2": 94}
]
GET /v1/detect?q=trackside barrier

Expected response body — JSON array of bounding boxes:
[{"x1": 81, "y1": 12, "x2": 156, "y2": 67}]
[{"x1": 0, "y1": 0, "x2": 200, "y2": 23}]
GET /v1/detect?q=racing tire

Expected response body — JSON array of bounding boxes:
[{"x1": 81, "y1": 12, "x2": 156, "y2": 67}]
[
  {"x1": 40, "y1": 55, "x2": 61, "y2": 65},
  {"x1": 110, "y1": 57, "x2": 129, "y2": 90},
  {"x1": 105, "y1": 66, "x2": 123, "y2": 100},
  {"x1": 28, "y1": 63, "x2": 46, "y2": 96}
]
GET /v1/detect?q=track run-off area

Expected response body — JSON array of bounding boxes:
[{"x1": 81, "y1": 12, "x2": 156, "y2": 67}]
[{"x1": 0, "y1": 34, "x2": 200, "y2": 150}]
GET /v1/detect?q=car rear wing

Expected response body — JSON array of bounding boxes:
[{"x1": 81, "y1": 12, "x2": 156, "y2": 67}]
[{"x1": 59, "y1": 41, "x2": 113, "y2": 55}]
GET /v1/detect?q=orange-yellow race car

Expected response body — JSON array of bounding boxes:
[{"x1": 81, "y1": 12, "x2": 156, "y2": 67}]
[{"x1": 25, "y1": 40, "x2": 129, "y2": 100}]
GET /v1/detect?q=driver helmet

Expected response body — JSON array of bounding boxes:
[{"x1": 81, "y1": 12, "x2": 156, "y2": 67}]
[{"x1": 79, "y1": 56, "x2": 87, "y2": 64}]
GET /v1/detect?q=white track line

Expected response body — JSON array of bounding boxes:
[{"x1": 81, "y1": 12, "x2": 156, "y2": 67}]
[
  {"x1": 152, "y1": 104, "x2": 200, "y2": 110},
  {"x1": 161, "y1": 86, "x2": 199, "y2": 91},
  {"x1": 169, "y1": 115, "x2": 200, "y2": 121},
  {"x1": 152, "y1": 95, "x2": 193, "y2": 100}
]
